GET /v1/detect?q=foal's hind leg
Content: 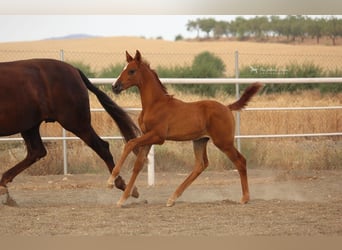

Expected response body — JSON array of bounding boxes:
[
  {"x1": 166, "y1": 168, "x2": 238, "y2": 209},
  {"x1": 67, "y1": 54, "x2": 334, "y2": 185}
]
[
  {"x1": 218, "y1": 144, "x2": 250, "y2": 204},
  {"x1": 0, "y1": 125, "x2": 47, "y2": 194},
  {"x1": 166, "y1": 138, "x2": 209, "y2": 207}
]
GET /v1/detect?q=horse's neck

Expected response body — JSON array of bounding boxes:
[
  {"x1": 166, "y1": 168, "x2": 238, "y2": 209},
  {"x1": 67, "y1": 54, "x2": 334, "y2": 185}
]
[{"x1": 139, "y1": 70, "x2": 168, "y2": 110}]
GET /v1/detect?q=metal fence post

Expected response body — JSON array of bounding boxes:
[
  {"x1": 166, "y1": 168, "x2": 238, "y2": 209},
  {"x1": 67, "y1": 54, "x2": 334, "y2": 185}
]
[
  {"x1": 234, "y1": 50, "x2": 241, "y2": 152},
  {"x1": 60, "y1": 49, "x2": 68, "y2": 175},
  {"x1": 147, "y1": 145, "x2": 155, "y2": 186}
]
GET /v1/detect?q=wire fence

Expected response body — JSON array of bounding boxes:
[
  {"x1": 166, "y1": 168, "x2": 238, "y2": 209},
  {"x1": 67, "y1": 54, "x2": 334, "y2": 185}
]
[
  {"x1": 0, "y1": 49, "x2": 341, "y2": 181},
  {"x1": 1, "y1": 49, "x2": 341, "y2": 77}
]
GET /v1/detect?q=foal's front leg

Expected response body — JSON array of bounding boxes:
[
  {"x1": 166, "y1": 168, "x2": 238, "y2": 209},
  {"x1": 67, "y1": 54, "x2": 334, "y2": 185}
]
[
  {"x1": 116, "y1": 145, "x2": 151, "y2": 207},
  {"x1": 107, "y1": 131, "x2": 164, "y2": 207},
  {"x1": 107, "y1": 139, "x2": 137, "y2": 188}
]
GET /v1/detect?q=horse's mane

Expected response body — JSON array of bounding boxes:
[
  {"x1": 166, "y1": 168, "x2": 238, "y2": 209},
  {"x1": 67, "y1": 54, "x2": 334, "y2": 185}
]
[{"x1": 141, "y1": 60, "x2": 168, "y2": 95}]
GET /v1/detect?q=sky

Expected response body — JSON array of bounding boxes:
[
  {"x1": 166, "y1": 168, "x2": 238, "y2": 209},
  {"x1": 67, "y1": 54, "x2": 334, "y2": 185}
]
[
  {"x1": 1, "y1": 15, "x2": 341, "y2": 43},
  {"x1": 1, "y1": 0, "x2": 341, "y2": 44},
  {"x1": 0, "y1": 15, "x2": 238, "y2": 43}
]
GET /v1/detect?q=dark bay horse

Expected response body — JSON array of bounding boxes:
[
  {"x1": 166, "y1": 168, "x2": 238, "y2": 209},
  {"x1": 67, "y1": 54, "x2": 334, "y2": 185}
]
[
  {"x1": 107, "y1": 50, "x2": 263, "y2": 207},
  {"x1": 0, "y1": 58, "x2": 140, "y2": 199}
]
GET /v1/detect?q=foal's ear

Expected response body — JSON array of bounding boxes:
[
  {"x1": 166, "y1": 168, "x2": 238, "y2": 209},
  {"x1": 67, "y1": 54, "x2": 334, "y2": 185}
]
[
  {"x1": 126, "y1": 51, "x2": 133, "y2": 62},
  {"x1": 134, "y1": 50, "x2": 142, "y2": 63}
]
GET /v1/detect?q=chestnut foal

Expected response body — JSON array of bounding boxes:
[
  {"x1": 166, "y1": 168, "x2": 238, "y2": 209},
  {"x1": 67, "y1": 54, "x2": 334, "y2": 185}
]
[{"x1": 107, "y1": 50, "x2": 262, "y2": 207}]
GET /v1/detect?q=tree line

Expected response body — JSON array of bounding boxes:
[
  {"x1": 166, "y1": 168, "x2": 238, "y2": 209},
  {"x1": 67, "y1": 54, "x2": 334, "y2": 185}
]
[{"x1": 185, "y1": 16, "x2": 342, "y2": 45}]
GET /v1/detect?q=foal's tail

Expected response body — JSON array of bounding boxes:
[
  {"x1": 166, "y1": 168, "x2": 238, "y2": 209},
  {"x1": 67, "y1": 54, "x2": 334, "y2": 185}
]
[
  {"x1": 228, "y1": 82, "x2": 263, "y2": 111},
  {"x1": 77, "y1": 69, "x2": 141, "y2": 142}
]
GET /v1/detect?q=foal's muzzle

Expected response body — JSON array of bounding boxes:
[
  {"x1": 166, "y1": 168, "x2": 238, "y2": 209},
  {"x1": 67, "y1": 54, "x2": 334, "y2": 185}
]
[{"x1": 112, "y1": 81, "x2": 123, "y2": 94}]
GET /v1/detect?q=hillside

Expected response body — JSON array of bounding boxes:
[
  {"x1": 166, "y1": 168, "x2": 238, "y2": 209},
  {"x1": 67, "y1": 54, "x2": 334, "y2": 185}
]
[{"x1": 0, "y1": 36, "x2": 341, "y2": 74}]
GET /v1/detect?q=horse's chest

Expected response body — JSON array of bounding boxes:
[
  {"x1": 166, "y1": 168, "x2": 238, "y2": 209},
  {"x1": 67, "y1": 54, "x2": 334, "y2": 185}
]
[
  {"x1": 140, "y1": 117, "x2": 154, "y2": 133},
  {"x1": 138, "y1": 111, "x2": 163, "y2": 134}
]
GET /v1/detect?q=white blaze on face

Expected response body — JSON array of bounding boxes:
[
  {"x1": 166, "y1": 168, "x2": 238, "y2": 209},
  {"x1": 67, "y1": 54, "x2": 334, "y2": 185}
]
[{"x1": 112, "y1": 63, "x2": 129, "y2": 87}]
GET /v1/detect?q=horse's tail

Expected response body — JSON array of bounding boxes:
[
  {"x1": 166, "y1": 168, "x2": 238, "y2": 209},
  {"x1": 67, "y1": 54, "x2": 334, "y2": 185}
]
[
  {"x1": 228, "y1": 82, "x2": 263, "y2": 111},
  {"x1": 77, "y1": 69, "x2": 141, "y2": 142}
]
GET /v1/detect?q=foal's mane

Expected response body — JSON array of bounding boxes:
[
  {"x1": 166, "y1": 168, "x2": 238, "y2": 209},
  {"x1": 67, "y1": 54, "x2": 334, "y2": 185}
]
[{"x1": 141, "y1": 60, "x2": 168, "y2": 94}]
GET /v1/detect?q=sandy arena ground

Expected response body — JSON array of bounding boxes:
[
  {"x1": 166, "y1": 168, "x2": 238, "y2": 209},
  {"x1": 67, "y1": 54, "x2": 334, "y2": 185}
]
[{"x1": 0, "y1": 169, "x2": 341, "y2": 236}]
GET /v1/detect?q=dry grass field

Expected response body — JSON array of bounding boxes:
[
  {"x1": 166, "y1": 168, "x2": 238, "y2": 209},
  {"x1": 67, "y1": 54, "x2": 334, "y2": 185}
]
[
  {"x1": 0, "y1": 37, "x2": 341, "y2": 175},
  {"x1": 1, "y1": 36, "x2": 342, "y2": 75},
  {"x1": 93, "y1": 87, "x2": 342, "y2": 171},
  {"x1": 1, "y1": 86, "x2": 340, "y2": 175}
]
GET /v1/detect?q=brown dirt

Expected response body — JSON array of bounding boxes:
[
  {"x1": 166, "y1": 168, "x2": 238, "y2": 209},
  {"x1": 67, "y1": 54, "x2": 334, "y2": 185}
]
[{"x1": 0, "y1": 169, "x2": 341, "y2": 236}]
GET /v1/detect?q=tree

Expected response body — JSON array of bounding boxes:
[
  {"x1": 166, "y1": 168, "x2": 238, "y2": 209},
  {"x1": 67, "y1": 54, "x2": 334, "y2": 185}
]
[
  {"x1": 67, "y1": 60, "x2": 96, "y2": 77},
  {"x1": 283, "y1": 16, "x2": 296, "y2": 41},
  {"x1": 213, "y1": 21, "x2": 229, "y2": 38},
  {"x1": 191, "y1": 51, "x2": 225, "y2": 77},
  {"x1": 232, "y1": 16, "x2": 249, "y2": 39},
  {"x1": 189, "y1": 51, "x2": 226, "y2": 96},
  {"x1": 185, "y1": 15, "x2": 341, "y2": 43},
  {"x1": 293, "y1": 16, "x2": 308, "y2": 42},
  {"x1": 186, "y1": 20, "x2": 200, "y2": 38},
  {"x1": 307, "y1": 18, "x2": 326, "y2": 44},
  {"x1": 326, "y1": 17, "x2": 342, "y2": 45},
  {"x1": 198, "y1": 18, "x2": 217, "y2": 38},
  {"x1": 249, "y1": 16, "x2": 269, "y2": 38},
  {"x1": 175, "y1": 34, "x2": 184, "y2": 41},
  {"x1": 269, "y1": 15, "x2": 282, "y2": 37}
]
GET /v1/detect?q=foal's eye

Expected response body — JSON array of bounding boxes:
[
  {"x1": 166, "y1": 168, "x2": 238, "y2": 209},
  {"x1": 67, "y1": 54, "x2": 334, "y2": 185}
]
[{"x1": 128, "y1": 69, "x2": 135, "y2": 75}]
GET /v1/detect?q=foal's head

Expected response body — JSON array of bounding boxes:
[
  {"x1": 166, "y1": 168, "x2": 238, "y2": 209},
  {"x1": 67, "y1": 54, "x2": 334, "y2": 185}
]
[{"x1": 112, "y1": 50, "x2": 167, "y2": 95}]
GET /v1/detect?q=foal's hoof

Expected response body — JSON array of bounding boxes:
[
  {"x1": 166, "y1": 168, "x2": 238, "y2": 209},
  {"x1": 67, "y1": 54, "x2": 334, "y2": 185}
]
[
  {"x1": 107, "y1": 179, "x2": 114, "y2": 189},
  {"x1": 0, "y1": 186, "x2": 8, "y2": 196},
  {"x1": 166, "y1": 198, "x2": 175, "y2": 207},
  {"x1": 116, "y1": 201, "x2": 123, "y2": 208},
  {"x1": 240, "y1": 196, "x2": 250, "y2": 204}
]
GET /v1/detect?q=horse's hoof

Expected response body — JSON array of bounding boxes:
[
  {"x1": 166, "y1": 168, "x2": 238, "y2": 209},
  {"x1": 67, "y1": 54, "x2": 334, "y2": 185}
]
[
  {"x1": 166, "y1": 198, "x2": 175, "y2": 207},
  {"x1": 114, "y1": 175, "x2": 126, "y2": 191},
  {"x1": 4, "y1": 195, "x2": 18, "y2": 207},
  {"x1": 131, "y1": 186, "x2": 139, "y2": 198},
  {"x1": 0, "y1": 186, "x2": 8, "y2": 196}
]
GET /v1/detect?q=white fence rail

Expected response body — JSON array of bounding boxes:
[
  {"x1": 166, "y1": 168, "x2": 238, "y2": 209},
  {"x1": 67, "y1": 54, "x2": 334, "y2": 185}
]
[
  {"x1": 1, "y1": 78, "x2": 341, "y2": 186},
  {"x1": 91, "y1": 77, "x2": 342, "y2": 85}
]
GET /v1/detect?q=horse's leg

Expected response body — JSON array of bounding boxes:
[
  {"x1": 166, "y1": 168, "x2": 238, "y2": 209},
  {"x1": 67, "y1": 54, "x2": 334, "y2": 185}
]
[
  {"x1": 72, "y1": 126, "x2": 115, "y2": 172},
  {"x1": 0, "y1": 125, "x2": 47, "y2": 193},
  {"x1": 68, "y1": 125, "x2": 138, "y2": 196},
  {"x1": 166, "y1": 138, "x2": 209, "y2": 207},
  {"x1": 216, "y1": 144, "x2": 249, "y2": 204},
  {"x1": 58, "y1": 107, "x2": 126, "y2": 185},
  {"x1": 116, "y1": 145, "x2": 151, "y2": 207},
  {"x1": 107, "y1": 131, "x2": 163, "y2": 188}
]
